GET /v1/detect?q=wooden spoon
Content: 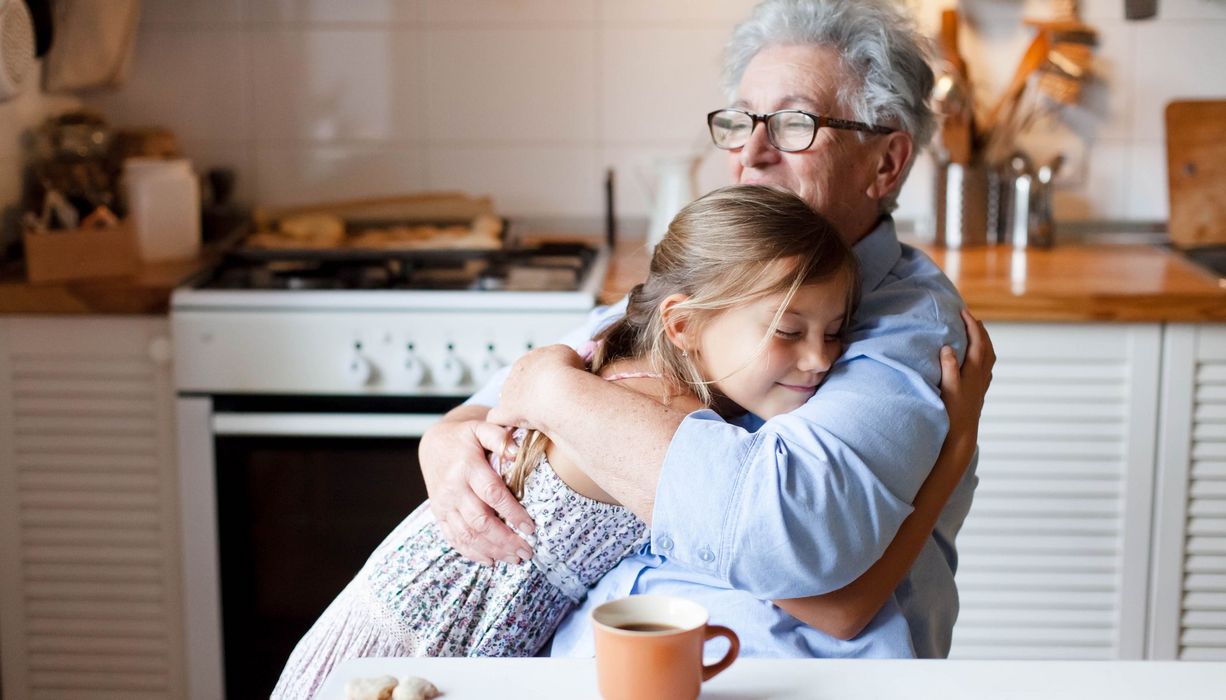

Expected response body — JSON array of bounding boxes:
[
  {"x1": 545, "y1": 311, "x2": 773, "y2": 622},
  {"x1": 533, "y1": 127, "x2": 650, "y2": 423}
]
[
  {"x1": 979, "y1": 29, "x2": 1050, "y2": 140},
  {"x1": 937, "y1": 9, "x2": 974, "y2": 165}
]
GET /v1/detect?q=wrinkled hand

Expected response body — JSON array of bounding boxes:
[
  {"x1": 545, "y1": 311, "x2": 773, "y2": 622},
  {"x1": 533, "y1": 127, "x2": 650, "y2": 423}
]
[
  {"x1": 939, "y1": 308, "x2": 996, "y2": 443},
  {"x1": 486, "y1": 344, "x2": 586, "y2": 430},
  {"x1": 418, "y1": 415, "x2": 535, "y2": 566}
]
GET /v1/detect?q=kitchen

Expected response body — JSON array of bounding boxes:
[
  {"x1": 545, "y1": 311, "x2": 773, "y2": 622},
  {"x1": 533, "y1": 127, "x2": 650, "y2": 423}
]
[{"x1": 1, "y1": 0, "x2": 1225, "y2": 698}]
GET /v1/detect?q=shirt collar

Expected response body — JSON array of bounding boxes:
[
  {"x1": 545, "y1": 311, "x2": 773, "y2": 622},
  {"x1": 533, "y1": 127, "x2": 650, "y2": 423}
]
[{"x1": 852, "y1": 215, "x2": 901, "y2": 293}]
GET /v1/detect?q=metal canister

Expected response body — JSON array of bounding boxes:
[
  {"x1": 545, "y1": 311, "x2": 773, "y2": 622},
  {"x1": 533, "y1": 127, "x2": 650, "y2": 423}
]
[{"x1": 933, "y1": 161, "x2": 991, "y2": 248}]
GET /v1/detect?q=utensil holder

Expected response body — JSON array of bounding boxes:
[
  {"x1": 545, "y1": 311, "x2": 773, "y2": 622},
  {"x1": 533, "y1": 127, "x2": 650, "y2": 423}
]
[
  {"x1": 23, "y1": 221, "x2": 139, "y2": 283},
  {"x1": 933, "y1": 161, "x2": 993, "y2": 248}
]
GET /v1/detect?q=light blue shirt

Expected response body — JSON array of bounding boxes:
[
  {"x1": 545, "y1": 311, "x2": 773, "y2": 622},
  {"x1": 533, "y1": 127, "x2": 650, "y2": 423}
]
[{"x1": 467, "y1": 217, "x2": 979, "y2": 658}]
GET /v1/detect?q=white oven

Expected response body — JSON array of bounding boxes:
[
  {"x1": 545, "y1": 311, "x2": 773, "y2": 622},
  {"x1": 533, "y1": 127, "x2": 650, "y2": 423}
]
[{"x1": 172, "y1": 247, "x2": 607, "y2": 699}]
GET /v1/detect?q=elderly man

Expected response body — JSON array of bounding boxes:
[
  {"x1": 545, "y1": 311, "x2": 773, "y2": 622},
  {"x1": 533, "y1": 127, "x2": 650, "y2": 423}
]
[{"x1": 419, "y1": 0, "x2": 978, "y2": 658}]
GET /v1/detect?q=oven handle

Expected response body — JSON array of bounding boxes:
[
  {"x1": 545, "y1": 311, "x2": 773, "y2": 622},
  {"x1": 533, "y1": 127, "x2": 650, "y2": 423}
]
[{"x1": 211, "y1": 412, "x2": 447, "y2": 438}]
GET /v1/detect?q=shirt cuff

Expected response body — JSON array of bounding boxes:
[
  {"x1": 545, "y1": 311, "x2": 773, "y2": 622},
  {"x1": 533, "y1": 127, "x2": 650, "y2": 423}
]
[
  {"x1": 650, "y1": 409, "x2": 760, "y2": 581},
  {"x1": 463, "y1": 364, "x2": 511, "y2": 408}
]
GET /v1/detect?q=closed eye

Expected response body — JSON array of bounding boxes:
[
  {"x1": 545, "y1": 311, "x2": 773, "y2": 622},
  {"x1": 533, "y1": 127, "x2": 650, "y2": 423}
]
[{"x1": 775, "y1": 328, "x2": 802, "y2": 340}]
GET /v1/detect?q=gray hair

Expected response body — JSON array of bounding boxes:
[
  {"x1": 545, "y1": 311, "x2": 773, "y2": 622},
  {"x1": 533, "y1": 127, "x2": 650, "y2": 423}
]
[{"x1": 724, "y1": 0, "x2": 937, "y2": 211}]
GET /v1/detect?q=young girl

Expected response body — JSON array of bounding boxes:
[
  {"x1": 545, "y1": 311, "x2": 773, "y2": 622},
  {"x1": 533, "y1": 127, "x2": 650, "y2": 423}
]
[{"x1": 272, "y1": 185, "x2": 987, "y2": 699}]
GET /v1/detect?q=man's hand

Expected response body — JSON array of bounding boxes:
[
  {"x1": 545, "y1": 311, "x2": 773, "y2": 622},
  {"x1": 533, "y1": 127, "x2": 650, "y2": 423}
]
[
  {"x1": 486, "y1": 344, "x2": 586, "y2": 431},
  {"x1": 418, "y1": 407, "x2": 535, "y2": 566}
]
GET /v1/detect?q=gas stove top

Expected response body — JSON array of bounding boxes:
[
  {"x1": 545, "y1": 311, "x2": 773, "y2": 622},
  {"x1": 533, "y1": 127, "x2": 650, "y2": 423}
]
[
  {"x1": 198, "y1": 242, "x2": 600, "y2": 291},
  {"x1": 175, "y1": 241, "x2": 609, "y2": 312}
]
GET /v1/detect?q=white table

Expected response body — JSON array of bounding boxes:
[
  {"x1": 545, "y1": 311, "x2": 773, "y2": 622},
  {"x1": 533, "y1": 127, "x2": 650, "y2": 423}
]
[{"x1": 316, "y1": 657, "x2": 1226, "y2": 699}]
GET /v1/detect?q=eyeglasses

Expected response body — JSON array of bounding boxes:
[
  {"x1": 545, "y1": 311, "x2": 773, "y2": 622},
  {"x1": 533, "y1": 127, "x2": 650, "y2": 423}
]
[{"x1": 707, "y1": 109, "x2": 895, "y2": 152}]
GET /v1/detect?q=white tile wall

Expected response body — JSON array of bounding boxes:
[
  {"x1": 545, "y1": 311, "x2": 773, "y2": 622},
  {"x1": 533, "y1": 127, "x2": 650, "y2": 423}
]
[
  {"x1": 247, "y1": 0, "x2": 422, "y2": 25},
  {"x1": 250, "y1": 29, "x2": 424, "y2": 142},
  {"x1": 1126, "y1": 140, "x2": 1169, "y2": 220},
  {"x1": 1130, "y1": 23, "x2": 1226, "y2": 139},
  {"x1": 600, "y1": 27, "x2": 729, "y2": 144},
  {"x1": 141, "y1": 0, "x2": 245, "y2": 27},
  {"x1": 598, "y1": 0, "x2": 759, "y2": 24},
  {"x1": 254, "y1": 144, "x2": 426, "y2": 206},
  {"x1": 424, "y1": 0, "x2": 596, "y2": 25},
  {"x1": 425, "y1": 29, "x2": 598, "y2": 142},
  {"x1": 88, "y1": 30, "x2": 251, "y2": 144},
  {"x1": 427, "y1": 146, "x2": 599, "y2": 216},
  {"x1": 0, "y1": 0, "x2": 1203, "y2": 231}
]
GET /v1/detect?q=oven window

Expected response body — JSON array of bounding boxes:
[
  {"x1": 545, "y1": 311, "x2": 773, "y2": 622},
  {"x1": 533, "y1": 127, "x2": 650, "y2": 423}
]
[{"x1": 214, "y1": 435, "x2": 430, "y2": 699}]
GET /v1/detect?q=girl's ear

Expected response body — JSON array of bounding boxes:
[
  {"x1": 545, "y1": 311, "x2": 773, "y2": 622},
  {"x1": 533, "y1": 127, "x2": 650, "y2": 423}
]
[{"x1": 659, "y1": 293, "x2": 692, "y2": 352}]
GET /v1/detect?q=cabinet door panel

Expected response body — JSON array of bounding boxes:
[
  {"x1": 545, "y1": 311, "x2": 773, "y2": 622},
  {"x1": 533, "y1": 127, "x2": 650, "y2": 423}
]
[
  {"x1": 0, "y1": 317, "x2": 185, "y2": 699},
  {"x1": 1152, "y1": 325, "x2": 1226, "y2": 660},
  {"x1": 950, "y1": 323, "x2": 1160, "y2": 660}
]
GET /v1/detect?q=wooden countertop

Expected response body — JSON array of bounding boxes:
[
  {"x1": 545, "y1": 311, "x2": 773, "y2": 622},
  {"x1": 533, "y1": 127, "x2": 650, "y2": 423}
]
[
  {"x1": 600, "y1": 239, "x2": 1226, "y2": 322},
  {"x1": 2, "y1": 237, "x2": 1222, "y2": 321},
  {"x1": 0, "y1": 255, "x2": 210, "y2": 315}
]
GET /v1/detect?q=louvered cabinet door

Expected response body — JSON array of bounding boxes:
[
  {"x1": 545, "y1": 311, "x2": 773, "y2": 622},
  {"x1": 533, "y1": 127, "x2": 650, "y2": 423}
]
[
  {"x1": 0, "y1": 316, "x2": 186, "y2": 699},
  {"x1": 949, "y1": 323, "x2": 1161, "y2": 660},
  {"x1": 1151, "y1": 324, "x2": 1226, "y2": 661}
]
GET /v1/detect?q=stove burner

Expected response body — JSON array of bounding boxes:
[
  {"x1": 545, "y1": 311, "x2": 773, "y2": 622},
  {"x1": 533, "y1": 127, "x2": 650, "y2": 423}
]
[{"x1": 197, "y1": 243, "x2": 600, "y2": 293}]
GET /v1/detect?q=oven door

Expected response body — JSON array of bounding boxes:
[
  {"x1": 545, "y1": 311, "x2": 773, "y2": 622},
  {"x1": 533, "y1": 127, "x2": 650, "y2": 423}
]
[{"x1": 177, "y1": 395, "x2": 462, "y2": 700}]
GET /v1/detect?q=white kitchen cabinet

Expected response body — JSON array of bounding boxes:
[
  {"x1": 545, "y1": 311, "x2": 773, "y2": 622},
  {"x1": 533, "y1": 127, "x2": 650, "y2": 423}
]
[
  {"x1": 0, "y1": 316, "x2": 186, "y2": 699},
  {"x1": 950, "y1": 323, "x2": 1161, "y2": 660},
  {"x1": 1150, "y1": 324, "x2": 1226, "y2": 661}
]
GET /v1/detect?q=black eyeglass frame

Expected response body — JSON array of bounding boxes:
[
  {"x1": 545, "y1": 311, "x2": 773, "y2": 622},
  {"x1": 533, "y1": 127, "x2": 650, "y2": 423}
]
[{"x1": 706, "y1": 108, "x2": 895, "y2": 152}]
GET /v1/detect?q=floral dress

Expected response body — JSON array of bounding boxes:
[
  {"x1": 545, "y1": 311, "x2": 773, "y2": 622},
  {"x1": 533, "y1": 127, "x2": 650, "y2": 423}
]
[{"x1": 271, "y1": 430, "x2": 648, "y2": 700}]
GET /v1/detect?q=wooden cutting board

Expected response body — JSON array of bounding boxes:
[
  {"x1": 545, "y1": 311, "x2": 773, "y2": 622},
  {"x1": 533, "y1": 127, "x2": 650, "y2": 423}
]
[{"x1": 1166, "y1": 100, "x2": 1226, "y2": 248}]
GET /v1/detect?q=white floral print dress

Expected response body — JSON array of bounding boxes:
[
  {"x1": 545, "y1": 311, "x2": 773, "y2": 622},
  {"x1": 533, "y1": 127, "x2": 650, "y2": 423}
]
[{"x1": 271, "y1": 429, "x2": 647, "y2": 700}]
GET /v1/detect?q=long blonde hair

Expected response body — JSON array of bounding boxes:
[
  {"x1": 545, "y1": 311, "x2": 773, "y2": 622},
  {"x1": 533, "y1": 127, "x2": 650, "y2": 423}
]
[{"x1": 503, "y1": 185, "x2": 859, "y2": 496}]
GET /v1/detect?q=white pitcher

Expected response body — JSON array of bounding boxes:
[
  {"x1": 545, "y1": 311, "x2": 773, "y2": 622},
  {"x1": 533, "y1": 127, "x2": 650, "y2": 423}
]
[{"x1": 644, "y1": 154, "x2": 702, "y2": 250}]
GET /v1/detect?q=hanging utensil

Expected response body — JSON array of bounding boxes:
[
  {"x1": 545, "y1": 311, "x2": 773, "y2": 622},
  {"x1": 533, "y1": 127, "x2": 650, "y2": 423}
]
[
  {"x1": 1125, "y1": 0, "x2": 1158, "y2": 20},
  {"x1": 936, "y1": 9, "x2": 974, "y2": 165},
  {"x1": 0, "y1": 0, "x2": 37, "y2": 101}
]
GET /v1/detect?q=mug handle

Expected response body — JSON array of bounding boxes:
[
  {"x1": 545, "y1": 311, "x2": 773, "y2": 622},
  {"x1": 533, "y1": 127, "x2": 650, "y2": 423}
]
[{"x1": 701, "y1": 625, "x2": 740, "y2": 681}]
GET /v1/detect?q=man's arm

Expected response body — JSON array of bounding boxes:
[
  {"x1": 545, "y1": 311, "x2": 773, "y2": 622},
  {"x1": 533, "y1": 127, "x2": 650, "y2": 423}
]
[
  {"x1": 489, "y1": 287, "x2": 964, "y2": 600},
  {"x1": 487, "y1": 344, "x2": 683, "y2": 520},
  {"x1": 776, "y1": 315, "x2": 993, "y2": 639},
  {"x1": 418, "y1": 298, "x2": 631, "y2": 564}
]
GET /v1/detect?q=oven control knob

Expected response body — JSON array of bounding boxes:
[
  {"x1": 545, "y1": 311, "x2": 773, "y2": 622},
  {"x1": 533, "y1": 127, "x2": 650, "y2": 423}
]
[
  {"x1": 402, "y1": 344, "x2": 429, "y2": 388},
  {"x1": 475, "y1": 343, "x2": 505, "y2": 383},
  {"x1": 345, "y1": 352, "x2": 374, "y2": 387},
  {"x1": 436, "y1": 343, "x2": 468, "y2": 389}
]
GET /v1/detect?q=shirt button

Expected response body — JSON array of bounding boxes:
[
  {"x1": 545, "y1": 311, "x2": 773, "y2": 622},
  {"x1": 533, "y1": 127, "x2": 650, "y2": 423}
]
[
  {"x1": 698, "y1": 546, "x2": 715, "y2": 564},
  {"x1": 657, "y1": 535, "x2": 673, "y2": 551}
]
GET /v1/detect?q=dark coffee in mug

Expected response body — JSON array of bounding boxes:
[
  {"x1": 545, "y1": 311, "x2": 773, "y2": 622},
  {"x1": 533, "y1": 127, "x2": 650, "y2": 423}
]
[{"x1": 614, "y1": 623, "x2": 682, "y2": 633}]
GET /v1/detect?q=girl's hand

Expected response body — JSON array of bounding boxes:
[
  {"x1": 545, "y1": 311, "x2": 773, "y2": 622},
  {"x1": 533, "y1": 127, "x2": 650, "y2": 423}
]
[
  {"x1": 939, "y1": 308, "x2": 995, "y2": 446},
  {"x1": 487, "y1": 344, "x2": 586, "y2": 431}
]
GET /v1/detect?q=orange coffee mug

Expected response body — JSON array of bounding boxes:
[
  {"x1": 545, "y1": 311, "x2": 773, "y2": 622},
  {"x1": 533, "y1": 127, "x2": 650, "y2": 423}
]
[{"x1": 591, "y1": 595, "x2": 739, "y2": 700}]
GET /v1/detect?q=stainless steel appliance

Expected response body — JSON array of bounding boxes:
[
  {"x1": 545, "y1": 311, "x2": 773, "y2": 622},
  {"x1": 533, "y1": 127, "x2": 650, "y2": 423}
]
[{"x1": 172, "y1": 242, "x2": 608, "y2": 699}]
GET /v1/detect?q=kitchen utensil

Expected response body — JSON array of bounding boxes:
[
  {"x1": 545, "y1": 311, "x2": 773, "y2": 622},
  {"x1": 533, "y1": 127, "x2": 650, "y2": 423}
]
[
  {"x1": 43, "y1": 0, "x2": 140, "y2": 92},
  {"x1": 1030, "y1": 154, "x2": 1063, "y2": 248},
  {"x1": 0, "y1": 0, "x2": 36, "y2": 101},
  {"x1": 643, "y1": 153, "x2": 701, "y2": 250},
  {"x1": 1006, "y1": 154, "x2": 1035, "y2": 249},
  {"x1": 1166, "y1": 100, "x2": 1226, "y2": 248},
  {"x1": 1125, "y1": 0, "x2": 1158, "y2": 20},
  {"x1": 934, "y1": 161, "x2": 991, "y2": 248},
  {"x1": 936, "y1": 9, "x2": 974, "y2": 165},
  {"x1": 979, "y1": 29, "x2": 1050, "y2": 143},
  {"x1": 26, "y1": 0, "x2": 49, "y2": 56}
]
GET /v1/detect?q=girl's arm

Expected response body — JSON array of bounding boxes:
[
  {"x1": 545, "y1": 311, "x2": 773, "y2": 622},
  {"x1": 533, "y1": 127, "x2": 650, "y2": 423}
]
[{"x1": 774, "y1": 309, "x2": 994, "y2": 641}]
